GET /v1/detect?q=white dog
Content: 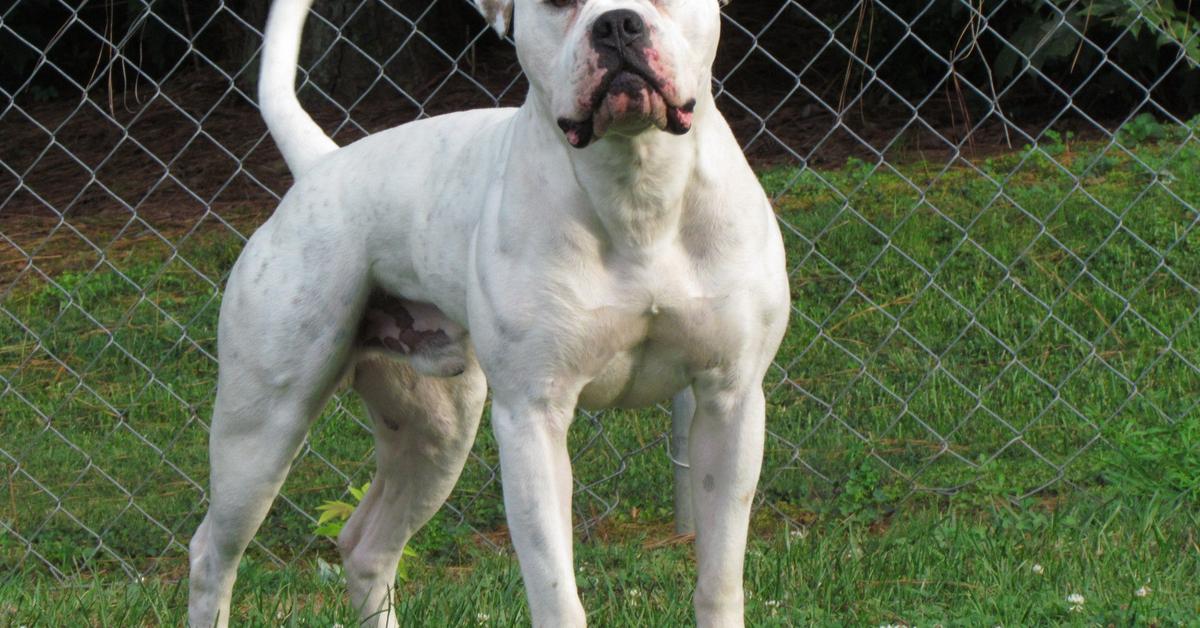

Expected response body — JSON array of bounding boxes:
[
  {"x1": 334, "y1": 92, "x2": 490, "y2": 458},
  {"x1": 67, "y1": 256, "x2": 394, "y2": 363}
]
[{"x1": 186, "y1": 0, "x2": 788, "y2": 626}]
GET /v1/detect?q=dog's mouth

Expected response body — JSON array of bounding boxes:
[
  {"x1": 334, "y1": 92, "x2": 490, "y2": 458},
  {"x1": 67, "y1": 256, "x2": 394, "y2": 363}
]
[{"x1": 558, "y1": 68, "x2": 696, "y2": 149}]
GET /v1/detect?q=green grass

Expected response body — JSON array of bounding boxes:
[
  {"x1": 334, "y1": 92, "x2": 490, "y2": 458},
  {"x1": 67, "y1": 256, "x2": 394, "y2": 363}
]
[
  {"x1": 2, "y1": 497, "x2": 1198, "y2": 625},
  {"x1": 2, "y1": 118, "x2": 1199, "y2": 623}
]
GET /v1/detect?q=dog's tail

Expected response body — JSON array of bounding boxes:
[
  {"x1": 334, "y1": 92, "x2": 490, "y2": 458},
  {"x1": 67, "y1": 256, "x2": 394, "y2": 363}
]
[{"x1": 259, "y1": 0, "x2": 338, "y2": 176}]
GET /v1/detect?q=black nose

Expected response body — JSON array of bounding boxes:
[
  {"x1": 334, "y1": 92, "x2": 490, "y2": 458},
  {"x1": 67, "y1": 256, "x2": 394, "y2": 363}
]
[{"x1": 592, "y1": 9, "x2": 646, "y2": 52}]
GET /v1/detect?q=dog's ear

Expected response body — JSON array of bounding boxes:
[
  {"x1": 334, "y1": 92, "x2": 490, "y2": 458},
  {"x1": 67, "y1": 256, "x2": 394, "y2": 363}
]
[{"x1": 475, "y1": 0, "x2": 514, "y2": 37}]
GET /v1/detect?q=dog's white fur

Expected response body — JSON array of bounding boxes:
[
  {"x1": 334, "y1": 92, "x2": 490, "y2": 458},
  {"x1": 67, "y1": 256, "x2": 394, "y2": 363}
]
[{"x1": 186, "y1": 1, "x2": 788, "y2": 626}]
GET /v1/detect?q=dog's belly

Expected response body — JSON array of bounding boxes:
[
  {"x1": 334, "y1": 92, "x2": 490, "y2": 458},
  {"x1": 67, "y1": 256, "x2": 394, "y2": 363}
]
[{"x1": 577, "y1": 341, "x2": 690, "y2": 411}]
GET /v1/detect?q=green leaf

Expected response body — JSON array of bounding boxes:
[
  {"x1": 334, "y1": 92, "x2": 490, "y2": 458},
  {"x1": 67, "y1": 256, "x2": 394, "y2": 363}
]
[
  {"x1": 397, "y1": 546, "x2": 419, "y2": 582},
  {"x1": 349, "y1": 482, "x2": 370, "y2": 502},
  {"x1": 315, "y1": 500, "x2": 355, "y2": 525},
  {"x1": 314, "y1": 521, "x2": 345, "y2": 538}
]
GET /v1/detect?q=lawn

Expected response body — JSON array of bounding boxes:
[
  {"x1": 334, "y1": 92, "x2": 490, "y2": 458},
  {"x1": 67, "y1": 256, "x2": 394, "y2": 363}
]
[
  {"x1": 2, "y1": 116, "x2": 1198, "y2": 624},
  {"x1": 2, "y1": 499, "x2": 1197, "y2": 625}
]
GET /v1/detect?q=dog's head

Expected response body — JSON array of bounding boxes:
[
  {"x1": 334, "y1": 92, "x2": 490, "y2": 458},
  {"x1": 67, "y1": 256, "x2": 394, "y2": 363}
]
[{"x1": 476, "y1": 0, "x2": 728, "y2": 148}]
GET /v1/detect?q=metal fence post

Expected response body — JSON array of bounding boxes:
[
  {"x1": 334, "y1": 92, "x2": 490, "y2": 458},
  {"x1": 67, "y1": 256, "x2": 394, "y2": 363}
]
[{"x1": 670, "y1": 389, "x2": 696, "y2": 535}]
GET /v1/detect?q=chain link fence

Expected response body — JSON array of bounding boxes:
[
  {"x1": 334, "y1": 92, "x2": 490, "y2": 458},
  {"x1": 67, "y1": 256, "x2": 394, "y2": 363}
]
[{"x1": 2, "y1": 0, "x2": 1198, "y2": 583}]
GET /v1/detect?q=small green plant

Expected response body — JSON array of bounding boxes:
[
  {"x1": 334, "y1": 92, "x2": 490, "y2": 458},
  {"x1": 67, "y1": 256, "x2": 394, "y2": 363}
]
[
  {"x1": 1119, "y1": 112, "x2": 1168, "y2": 145},
  {"x1": 314, "y1": 482, "x2": 370, "y2": 539},
  {"x1": 832, "y1": 442, "x2": 893, "y2": 520},
  {"x1": 842, "y1": 157, "x2": 875, "y2": 186},
  {"x1": 313, "y1": 482, "x2": 418, "y2": 581}
]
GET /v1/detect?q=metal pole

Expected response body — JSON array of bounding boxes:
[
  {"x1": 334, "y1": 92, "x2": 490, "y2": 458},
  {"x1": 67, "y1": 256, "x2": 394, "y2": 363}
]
[{"x1": 670, "y1": 389, "x2": 696, "y2": 535}]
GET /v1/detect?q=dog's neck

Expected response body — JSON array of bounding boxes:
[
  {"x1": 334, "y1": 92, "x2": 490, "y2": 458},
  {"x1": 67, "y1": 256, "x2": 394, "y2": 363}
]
[{"x1": 528, "y1": 95, "x2": 716, "y2": 254}]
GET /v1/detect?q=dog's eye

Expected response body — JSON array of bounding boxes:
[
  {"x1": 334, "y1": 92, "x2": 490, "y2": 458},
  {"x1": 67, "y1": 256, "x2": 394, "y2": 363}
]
[{"x1": 547, "y1": 0, "x2": 576, "y2": 8}]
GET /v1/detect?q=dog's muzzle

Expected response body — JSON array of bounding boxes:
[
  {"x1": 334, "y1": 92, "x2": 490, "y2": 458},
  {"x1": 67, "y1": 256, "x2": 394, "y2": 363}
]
[{"x1": 557, "y1": 9, "x2": 697, "y2": 149}]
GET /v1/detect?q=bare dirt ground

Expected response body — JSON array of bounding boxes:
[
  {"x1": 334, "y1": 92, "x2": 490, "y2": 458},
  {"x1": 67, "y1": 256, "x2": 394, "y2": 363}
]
[{"x1": 0, "y1": 66, "x2": 1114, "y2": 287}]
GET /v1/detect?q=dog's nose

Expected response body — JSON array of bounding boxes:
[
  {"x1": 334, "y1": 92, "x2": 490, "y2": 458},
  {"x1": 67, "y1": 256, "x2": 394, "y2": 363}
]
[{"x1": 592, "y1": 9, "x2": 646, "y2": 52}]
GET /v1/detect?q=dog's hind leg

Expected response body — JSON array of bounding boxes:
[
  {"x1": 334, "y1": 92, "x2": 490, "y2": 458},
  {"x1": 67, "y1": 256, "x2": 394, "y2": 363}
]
[
  {"x1": 188, "y1": 387, "x2": 332, "y2": 628},
  {"x1": 188, "y1": 229, "x2": 369, "y2": 628},
  {"x1": 339, "y1": 353, "x2": 487, "y2": 627}
]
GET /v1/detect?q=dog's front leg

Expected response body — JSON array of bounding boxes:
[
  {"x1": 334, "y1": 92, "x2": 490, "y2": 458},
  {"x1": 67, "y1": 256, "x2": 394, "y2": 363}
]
[
  {"x1": 688, "y1": 377, "x2": 768, "y2": 628},
  {"x1": 492, "y1": 396, "x2": 586, "y2": 627}
]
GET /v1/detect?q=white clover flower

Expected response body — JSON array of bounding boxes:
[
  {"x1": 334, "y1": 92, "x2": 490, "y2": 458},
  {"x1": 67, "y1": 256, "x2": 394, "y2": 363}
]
[
  {"x1": 1031, "y1": 563, "x2": 1044, "y2": 575},
  {"x1": 765, "y1": 599, "x2": 782, "y2": 608},
  {"x1": 1066, "y1": 593, "x2": 1085, "y2": 612},
  {"x1": 476, "y1": 612, "x2": 490, "y2": 624},
  {"x1": 628, "y1": 588, "x2": 641, "y2": 598},
  {"x1": 1135, "y1": 585, "x2": 1151, "y2": 598}
]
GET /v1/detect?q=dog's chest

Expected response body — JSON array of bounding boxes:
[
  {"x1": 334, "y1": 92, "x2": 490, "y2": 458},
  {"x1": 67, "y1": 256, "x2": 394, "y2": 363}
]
[
  {"x1": 576, "y1": 324, "x2": 704, "y2": 411},
  {"x1": 572, "y1": 266, "x2": 738, "y2": 411}
]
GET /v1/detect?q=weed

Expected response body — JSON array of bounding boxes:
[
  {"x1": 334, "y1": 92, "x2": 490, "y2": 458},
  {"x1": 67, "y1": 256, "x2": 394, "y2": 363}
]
[
  {"x1": 313, "y1": 482, "x2": 419, "y2": 582},
  {"x1": 1120, "y1": 112, "x2": 1169, "y2": 145}
]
